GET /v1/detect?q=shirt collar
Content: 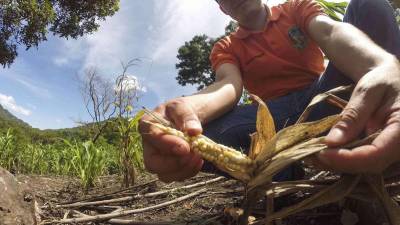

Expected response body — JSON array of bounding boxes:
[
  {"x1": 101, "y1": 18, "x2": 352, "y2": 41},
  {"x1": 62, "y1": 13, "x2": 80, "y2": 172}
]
[{"x1": 232, "y1": 4, "x2": 282, "y2": 39}]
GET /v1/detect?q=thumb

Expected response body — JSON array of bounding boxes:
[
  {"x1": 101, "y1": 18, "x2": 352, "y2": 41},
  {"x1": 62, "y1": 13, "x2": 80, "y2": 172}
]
[
  {"x1": 325, "y1": 86, "x2": 381, "y2": 147},
  {"x1": 165, "y1": 100, "x2": 202, "y2": 136}
]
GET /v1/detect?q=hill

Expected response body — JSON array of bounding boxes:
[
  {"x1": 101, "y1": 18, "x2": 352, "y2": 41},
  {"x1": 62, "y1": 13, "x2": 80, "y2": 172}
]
[
  {"x1": 0, "y1": 104, "x2": 31, "y2": 128},
  {"x1": 0, "y1": 104, "x2": 119, "y2": 145}
]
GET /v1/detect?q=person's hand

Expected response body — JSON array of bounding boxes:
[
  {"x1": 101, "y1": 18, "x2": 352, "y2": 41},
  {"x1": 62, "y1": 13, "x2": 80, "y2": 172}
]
[
  {"x1": 317, "y1": 59, "x2": 400, "y2": 174},
  {"x1": 139, "y1": 98, "x2": 204, "y2": 182}
]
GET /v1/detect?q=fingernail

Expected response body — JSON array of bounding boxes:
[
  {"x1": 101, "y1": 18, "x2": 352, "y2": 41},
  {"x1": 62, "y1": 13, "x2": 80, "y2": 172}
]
[
  {"x1": 185, "y1": 120, "x2": 201, "y2": 130},
  {"x1": 327, "y1": 128, "x2": 345, "y2": 141}
]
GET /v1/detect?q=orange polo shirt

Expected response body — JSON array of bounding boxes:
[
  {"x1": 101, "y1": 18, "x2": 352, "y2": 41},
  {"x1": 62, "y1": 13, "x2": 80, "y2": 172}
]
[{"x1": 210, "y1": 0, "x2": 326, "y2": 100}]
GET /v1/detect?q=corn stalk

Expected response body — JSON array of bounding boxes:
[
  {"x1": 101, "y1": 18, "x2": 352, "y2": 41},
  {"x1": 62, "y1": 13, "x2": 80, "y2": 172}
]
[{"x1": 66, "y1": 140, "x2": 107, "y2": 191}]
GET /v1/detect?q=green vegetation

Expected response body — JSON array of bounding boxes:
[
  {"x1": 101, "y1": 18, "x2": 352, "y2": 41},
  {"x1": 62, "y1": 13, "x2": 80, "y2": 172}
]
[
  {"x1": 315, "y1": 0, "x2": 348, "y2": 21},
  {"x1": 0, "y1": 104, "x2": 144, "y2": 189},
  {"x1": 0, "y1": 0, "x2": 120, "y2": 67},
  {"x1": 67, "y1": 140, "x2": 107, "y2": 190}
]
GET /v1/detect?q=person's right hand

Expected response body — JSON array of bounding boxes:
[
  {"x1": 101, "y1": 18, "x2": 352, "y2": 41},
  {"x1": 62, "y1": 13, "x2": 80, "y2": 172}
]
[{"x1": 139, "y1": 98, "x2": 204, "y2": 183}]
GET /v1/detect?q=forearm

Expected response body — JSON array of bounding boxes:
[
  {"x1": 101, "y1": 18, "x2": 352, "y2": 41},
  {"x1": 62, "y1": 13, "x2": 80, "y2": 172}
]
[
  {"x1": 174, "y1": 63, "x2": 243, "y2": 124},
  {"x1": 309, "y1": 16, "x2": 399, "y2": 82}
]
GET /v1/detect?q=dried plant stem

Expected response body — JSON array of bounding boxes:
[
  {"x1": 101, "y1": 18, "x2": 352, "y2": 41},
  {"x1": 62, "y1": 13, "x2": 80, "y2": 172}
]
[
  {"x1": 60, "y1": 179, "x2": 158, "y2": 205},
  {"x1": 57, "y1": 176, "x2": 225, "y2": 209},
  {"x1": 265, "y1": 192, "x2": 274, "y2": 225},
  {"x1": 52, "y1": 188, "x2": 207, "y2": 224},
  {"x1": 70, "y1": 210, "x2": 180, "y2": 225},
  {"x1": 108, "y1": 219, "x2": 181, "y2": 225}
]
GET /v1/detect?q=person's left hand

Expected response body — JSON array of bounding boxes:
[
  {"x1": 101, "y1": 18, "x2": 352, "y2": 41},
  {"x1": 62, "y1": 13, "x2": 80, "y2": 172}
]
[{"x1": 316, "y1": 59, "x2": 400, "y2": 174}]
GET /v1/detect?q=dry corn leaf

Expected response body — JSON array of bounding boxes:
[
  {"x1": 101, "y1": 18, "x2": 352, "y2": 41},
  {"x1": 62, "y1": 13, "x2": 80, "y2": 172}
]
[
  {"x1": 365, "y1": 175, "x2": 400, "y2": 224},
  {"x1": 250, "y1": 137, "x2": 327, "y2": 189},
  {"x1": 249, "y1": 95, "x2": 276, "y2": 160},
  {"x1": 255, "y1": 115, "x2": 340, "y2": 164},
  {"x1": 265, "y1": 175, "x2": 361, "y2": 222},
  {"x1": 267, "y1": 181, "x2": 328, "y2": 198},
  {"x1": 296, "y1": 85, "x2": 352, "y2": 123}
]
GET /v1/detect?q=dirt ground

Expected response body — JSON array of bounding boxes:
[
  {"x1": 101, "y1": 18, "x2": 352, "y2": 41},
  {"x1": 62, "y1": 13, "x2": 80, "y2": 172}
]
[{"x1": 15, "y1": 172, "x2": 362, "y2": 225}]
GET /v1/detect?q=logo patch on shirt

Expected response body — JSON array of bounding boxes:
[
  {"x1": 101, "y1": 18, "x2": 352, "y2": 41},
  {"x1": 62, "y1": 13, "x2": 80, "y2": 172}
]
[{"x1": 288, "y1": 26, "x2": 307, "y2": 50}]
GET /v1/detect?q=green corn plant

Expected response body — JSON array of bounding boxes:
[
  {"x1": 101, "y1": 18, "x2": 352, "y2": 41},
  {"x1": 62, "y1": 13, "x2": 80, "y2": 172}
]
[
  {"x1": 316, "y1": 0, "x2": 348, "y2": 21},
  {"x1": 116, "y1": 110, "x2": 145, "y2": 187},
  {"x1": 66, "y1": 140, "x2": 106, "y2": 190},
  {"x1": 0, "y1": 129, "x2": 18, "y2": 172},
  {"x1": 52, "y1": 146, "x2": 75, "y2": 175},
  {"x1": 25, "y1": 144, "x2": 49, "y2": 174},
  {"x1": 102, "y1": 144, "x2": 120, "y2": 175},
  {"x1": 128, "y1": 111, "x2": 145, "y2": 172}
]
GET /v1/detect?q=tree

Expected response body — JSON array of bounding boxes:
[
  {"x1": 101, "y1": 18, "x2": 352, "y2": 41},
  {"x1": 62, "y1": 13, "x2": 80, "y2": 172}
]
[
  {"x1": 175, "y1": 35, "x2": 216, "y2": 91},
  {"x1": 0, "y1": 0, "x2": 119, "y2": 67},
  {"x1": 80, "y1": 60, "x2": 145, "y2": 187},
  {"x1": 176, "y1": 21, "x2": 237, "y2": 91},
  {"x1": 175, "y1": 1, "x2": 348, "y2": 91},
  {"x1": 79, "y1": 68, "x2": 116, "y2": 143}
]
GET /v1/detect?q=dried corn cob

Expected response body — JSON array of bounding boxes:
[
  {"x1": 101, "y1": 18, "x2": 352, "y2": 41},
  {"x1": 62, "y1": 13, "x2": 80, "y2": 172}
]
[{"x1": 143, "y1": 120, "x2": 255, "y2": 178}]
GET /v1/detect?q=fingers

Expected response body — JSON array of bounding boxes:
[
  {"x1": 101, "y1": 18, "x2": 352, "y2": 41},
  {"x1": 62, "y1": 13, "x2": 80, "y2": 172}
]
[
  {"x1": 143, "y1": 142, "x2": 182, "y2": 174},
  {"x1": 142, "y1": 127, "x2": 191, "y2": 156},
  {"x1": 141, "y1": 124, "x2": 192, "y2": 174},
  {"x1": 158, "y1": 153, "x2": 204, "y2": 183},
  {"x1": 325, "y1": 78, "x2": 384, "y2": 147},
  {"x1": 317, "y1": 121, "x2": 400, "y2": 174},
  {"x1": 165, "y1": 99, "x2": 202, "y2": 136},
  {"x1": 139, "y1": 99, "x2": 204, "y2": 182},
  {"x1": 144, "y1": 141, "x2": 203, "y2": 182}
]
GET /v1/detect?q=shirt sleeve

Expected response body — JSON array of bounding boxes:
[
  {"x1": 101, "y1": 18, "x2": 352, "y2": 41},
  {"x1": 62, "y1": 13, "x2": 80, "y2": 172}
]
[
  {"x1": 210, "y1": 36, "x2": 240, "y2": 72},
  {"x1": 291, "y1": 0, "x2": 327, "y2": 35}
]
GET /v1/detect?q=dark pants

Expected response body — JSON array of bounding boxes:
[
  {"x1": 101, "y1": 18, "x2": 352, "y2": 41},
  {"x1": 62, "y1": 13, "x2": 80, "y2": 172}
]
[{"x1": 202, "y1": 0, "x2": 400, "y2": 181}]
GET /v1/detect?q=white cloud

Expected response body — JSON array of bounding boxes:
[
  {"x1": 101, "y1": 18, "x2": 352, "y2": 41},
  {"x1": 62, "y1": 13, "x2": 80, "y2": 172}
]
[
  {"x1": 0, "y1": 93, "x2": 31, "y2": 116},
  {"x1": 52, "y1": 38, "x2": 87, "y2": 67},
  {"x1": 115, "y1": 75, "x2": 147, "y2": 93},
  {"x1": 13, "y1": 76, "x2": 52, "y2": 99},
  {"x1": 2, "y1": 72, "x2": 52, "y2": 99},
  {"x1": 150, "y1": 0, "x2": 229, "y2": 65},
  {"x1": 82, "y1": 20, "x2": 128, "y2": 72},
  {"x1": 53, "y1": 57, "x2": 69, "y2": 66},
  {"x1": 52, "y1": 6, "x2": 130, "y2": 74}
]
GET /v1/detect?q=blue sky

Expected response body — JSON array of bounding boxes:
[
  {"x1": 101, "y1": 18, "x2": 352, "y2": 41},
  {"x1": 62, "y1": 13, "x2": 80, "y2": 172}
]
[
  {"x1": 0, "y1": 0, "x2": 347, "y2": 130},
  {"x1": 0, "y1": 0, "x2": 235, "y2": 129}
]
